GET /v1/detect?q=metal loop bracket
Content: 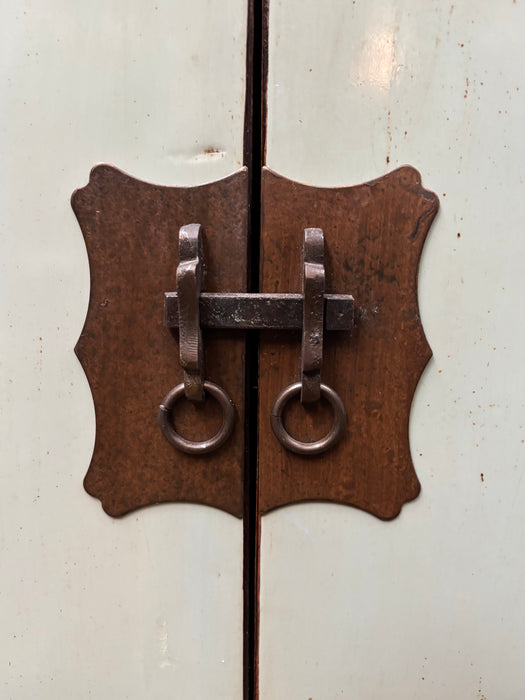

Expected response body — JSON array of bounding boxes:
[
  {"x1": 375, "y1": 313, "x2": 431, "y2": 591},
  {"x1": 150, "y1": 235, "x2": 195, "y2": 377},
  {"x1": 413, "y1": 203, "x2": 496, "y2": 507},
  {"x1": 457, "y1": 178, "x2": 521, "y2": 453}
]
[
  {"x1": 301, "y1": 227, "x2": 325, "y2": 403},
  {"x1": 270, "y1": 382, "x2": 347, "y2": 455},
  {"x1": 158, "y1": 381, "x2": 235, "y2": 454},
  {"x1": 177, "y1": 223, "x2": 205, "y2": 402}
]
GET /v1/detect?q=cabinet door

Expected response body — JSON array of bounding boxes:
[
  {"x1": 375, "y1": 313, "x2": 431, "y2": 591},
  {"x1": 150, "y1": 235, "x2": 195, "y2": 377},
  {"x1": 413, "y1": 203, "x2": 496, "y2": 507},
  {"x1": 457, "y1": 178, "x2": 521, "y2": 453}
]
[
  {"x1": 260, "y1": 1, "x2": 525, "y2": 698},
  {"x1": 0, "y1": 2, "x2": 247, "y2": 697}
]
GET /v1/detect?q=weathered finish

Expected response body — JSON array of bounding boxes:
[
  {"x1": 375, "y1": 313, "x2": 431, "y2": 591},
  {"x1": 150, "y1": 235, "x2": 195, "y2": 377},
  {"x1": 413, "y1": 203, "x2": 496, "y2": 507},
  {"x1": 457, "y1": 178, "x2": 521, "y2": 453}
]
[
  {"x1": 270, "y1": 381, "x2": 347, "y2": 456},
  {"x1": 72, "y1": 164, "x2": 248, "y2": 518},
  {"x1": 164, "y1": 292, "x2": 354, "y2": 330},
  {"x1": 300, "y1": 228, "x2": 326, "y2": 403},
  {"x1": 158, "y1": 380, "x2": 236, "y2": 454},
  {"x1": 176, "y1": 223, "x2": 205, "y2": 402},
  {"x1": 258, "y1": 166, "x2": 439, "y2": 519}
]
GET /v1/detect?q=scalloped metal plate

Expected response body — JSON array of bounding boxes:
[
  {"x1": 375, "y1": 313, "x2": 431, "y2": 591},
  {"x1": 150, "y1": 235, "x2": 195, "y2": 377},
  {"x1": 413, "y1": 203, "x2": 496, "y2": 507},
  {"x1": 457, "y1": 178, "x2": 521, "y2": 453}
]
[
  {"x1": 72, "y1": 165, "x2": 248, "y2": 517},
  {"x1": 258, "y1": 166, "x2": 439, "y2": 519}
]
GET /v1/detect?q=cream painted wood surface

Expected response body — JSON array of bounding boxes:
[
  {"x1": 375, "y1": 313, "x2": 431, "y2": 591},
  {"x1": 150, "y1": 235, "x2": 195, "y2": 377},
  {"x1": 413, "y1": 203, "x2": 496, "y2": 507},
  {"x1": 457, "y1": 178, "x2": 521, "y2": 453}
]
[
  {"x1": 1, "y1": 1, "x2": 246, "y2": 698},
  {"x1": 261, "y1": 1, "x2": 525, "y2": 698}
]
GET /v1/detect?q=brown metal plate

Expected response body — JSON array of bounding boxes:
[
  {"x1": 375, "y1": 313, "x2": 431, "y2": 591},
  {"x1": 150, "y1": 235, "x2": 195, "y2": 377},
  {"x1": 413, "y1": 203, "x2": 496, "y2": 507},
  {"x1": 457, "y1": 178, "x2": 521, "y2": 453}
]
[
  {"x1": 258, "y1": 166, "x2": 439, "y2": 519},
  {"x1": 72, "y1": 165, "x2": 248, "y2": 517}
]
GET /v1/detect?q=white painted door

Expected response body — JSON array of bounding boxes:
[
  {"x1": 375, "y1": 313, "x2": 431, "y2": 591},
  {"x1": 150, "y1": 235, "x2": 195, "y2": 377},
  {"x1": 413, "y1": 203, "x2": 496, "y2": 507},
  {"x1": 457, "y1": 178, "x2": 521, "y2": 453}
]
[
  {"x1": 4, "y1": 2, "x2": 525, "y2": 698},
  {"x1": 260, "y1": 1, "x2": 525, "y2": 698},
  {"x1": 1, "y1": 2, "x2": 247, "y2": 697}
]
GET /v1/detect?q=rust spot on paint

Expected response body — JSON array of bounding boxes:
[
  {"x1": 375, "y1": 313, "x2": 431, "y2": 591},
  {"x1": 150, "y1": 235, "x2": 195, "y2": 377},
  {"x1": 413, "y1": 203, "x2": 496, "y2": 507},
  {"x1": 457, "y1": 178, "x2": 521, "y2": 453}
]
[
  {"x1": 385, "y1": 110, "x2": 392, "y2": 164},
  {"x1": 480, "y1": 473, "x2": 484, "y2": 482}
]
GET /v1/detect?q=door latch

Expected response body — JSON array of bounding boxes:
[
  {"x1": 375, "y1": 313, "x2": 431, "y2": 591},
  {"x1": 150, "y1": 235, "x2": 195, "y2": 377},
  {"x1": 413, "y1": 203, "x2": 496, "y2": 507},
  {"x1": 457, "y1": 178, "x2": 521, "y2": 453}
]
[
  {"x1": 72, "y1": 164, "x2": 438, "y2": 520},
  {"x1": 159, "y1": 224, "x2": 354, "y2": 455}
]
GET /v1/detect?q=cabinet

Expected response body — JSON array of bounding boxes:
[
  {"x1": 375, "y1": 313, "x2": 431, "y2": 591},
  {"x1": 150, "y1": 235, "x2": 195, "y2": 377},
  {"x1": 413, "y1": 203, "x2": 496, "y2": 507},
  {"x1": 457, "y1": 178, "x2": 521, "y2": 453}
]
[
  {"x1": 1, "y1": 2, "x2": 245, "y2": 698},
  {"x1": 2, "y1": 2, "x2": 525, "y2": 698}
]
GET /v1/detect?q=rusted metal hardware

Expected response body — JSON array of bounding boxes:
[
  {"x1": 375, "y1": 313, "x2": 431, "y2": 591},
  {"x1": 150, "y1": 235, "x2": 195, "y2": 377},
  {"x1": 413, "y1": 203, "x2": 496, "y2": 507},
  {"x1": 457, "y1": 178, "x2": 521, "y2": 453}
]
[
  {"x1": 72, "y1": 164, "x2": 438, "y2": 519},
  {"x1": 270, "y1": 382, "x2": 346, "y2": 455},
  {"x1": 300, "y1": 228, "x2": 325, "y2": 403},
  {"x1": 258, "y1": 166, "x2": 439, "y2": 518},
  {"x1": 177, "y1": 224, "x2": 205, "y2": 402},
  {"x1": 72, "y1": 164, "x2": 248, "y2": 518},
  {"x1": 158, "y1": 380, "x2": 235, "y2": 454},
  {"x1": 164, "y1": 292, "x2": 353, "y2": 330},
  {"x1": 269, "y1": 228, "x2": 347, "y2": 455},
  {"x1": 159, "y1": 223, "x2": 236, "y2": 455},
  {"x1": 163, "y1": 225, "x2": 353, "y2": 456}
]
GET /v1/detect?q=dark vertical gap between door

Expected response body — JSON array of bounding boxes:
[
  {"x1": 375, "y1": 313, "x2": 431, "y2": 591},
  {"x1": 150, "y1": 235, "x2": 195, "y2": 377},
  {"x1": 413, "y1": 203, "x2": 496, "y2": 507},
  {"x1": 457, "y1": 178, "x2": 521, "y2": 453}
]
[{"x1": 243, "y1": 1, "x2": 268, "y2": 698}]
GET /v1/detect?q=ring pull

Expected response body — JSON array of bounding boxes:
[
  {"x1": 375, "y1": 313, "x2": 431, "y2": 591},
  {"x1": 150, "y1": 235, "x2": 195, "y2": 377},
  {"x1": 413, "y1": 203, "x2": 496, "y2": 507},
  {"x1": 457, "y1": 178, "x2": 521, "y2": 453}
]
[
  {"x1": 270, "y1": 382, "x2": 346, "y2": 455},
  {"x1": 301, "y1": 228, "x2": 325, "y2": 402},
  {"x1": 271, "y1": 228, "x2": 347, "y2": 454},
  {"x1": 159, "y1": 381, "x2": 235, "y2": 454}
]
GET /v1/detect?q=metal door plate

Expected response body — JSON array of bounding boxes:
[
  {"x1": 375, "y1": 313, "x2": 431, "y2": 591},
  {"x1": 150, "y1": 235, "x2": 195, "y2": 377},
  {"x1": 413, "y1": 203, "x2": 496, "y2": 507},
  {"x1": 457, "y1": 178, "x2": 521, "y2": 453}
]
[
  {"x1": 258, "y1": 166, "x2": 439, "y2": 519},
  {"x1": 72, "y1": 165, "x2": 248, "y2": 517}
]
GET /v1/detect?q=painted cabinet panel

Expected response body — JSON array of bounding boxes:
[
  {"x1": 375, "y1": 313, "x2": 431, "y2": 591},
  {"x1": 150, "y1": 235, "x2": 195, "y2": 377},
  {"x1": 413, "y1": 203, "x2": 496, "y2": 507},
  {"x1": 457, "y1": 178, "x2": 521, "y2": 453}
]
[
  {"x1": 1, "y1": 2, "x2": 246, "y2": 698},
  {"x1": 3, "y1": 1, "x2": 525, "y2": 698},
  {"x1": 260, "y1": 1, "x2": 525, "y2": 698}
]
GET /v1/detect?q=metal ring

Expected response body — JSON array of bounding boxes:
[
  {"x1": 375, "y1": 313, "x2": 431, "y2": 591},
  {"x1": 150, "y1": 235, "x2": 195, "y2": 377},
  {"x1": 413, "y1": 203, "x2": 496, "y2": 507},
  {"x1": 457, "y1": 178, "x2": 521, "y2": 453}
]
[
  {"x1": 158, "y1": 380, "x2": 235, "y2": 454},
  {"x1": 270, "y1": 382, "x2": 346, "y2": 455}
]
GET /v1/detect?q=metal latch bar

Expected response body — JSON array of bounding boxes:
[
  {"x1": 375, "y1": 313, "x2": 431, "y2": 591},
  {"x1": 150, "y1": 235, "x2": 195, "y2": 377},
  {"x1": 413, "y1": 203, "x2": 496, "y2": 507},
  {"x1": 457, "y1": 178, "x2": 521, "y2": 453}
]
[{"x1": 164, "y1": 292, "x2": 354, "y2": 331}]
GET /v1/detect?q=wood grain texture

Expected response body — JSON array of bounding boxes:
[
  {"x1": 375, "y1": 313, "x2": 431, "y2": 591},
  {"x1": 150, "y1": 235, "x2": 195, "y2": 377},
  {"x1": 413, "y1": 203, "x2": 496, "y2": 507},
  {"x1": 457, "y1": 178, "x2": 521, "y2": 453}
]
[
  {"x1": 72, "y1": 165, "x2": 248, "y2": 517},
  {"x1": 258, "y1": 166, "x2": 439, "y2": 519}
]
